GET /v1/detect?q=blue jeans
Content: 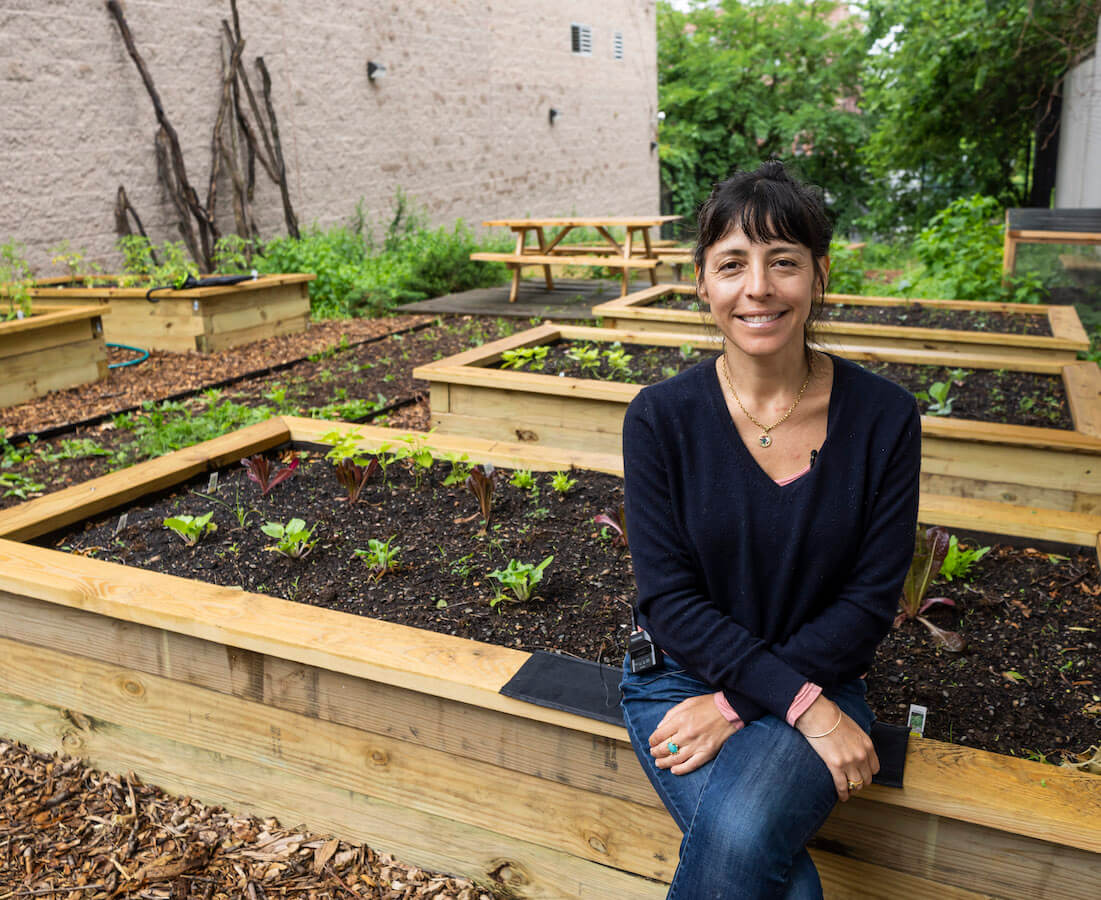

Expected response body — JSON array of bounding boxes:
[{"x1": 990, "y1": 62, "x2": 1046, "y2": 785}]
[{"x1": 620, "y1": 655, "x2": 874, "y2": 900}]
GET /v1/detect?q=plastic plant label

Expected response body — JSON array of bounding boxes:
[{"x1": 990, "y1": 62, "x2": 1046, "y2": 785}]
[{"x1": 907, "y1": 703, "x2": 928, "y2": 737}]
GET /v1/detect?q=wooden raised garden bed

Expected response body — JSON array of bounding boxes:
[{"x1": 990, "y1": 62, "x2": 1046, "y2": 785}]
[
  {"x1": 0, "y1": 304, "x2": 109, "y2": 408},
  {"x1": 592, "y1": 283, "x2": 1091, "y2": 368},
  {"x1": 0, "y1": 418, "x2": 1096, "y2": 898},
  {"x1": 414, "y1": 323, "x2": 1101, "y2": 519},
  {"x1": 25, "y1": 273, "x2": 314, "y2": 353}
]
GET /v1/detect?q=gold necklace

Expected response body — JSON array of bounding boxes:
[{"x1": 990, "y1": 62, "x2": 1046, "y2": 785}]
[{"x1": 719, "y1": 342, "x2": 812, "y2": 448}]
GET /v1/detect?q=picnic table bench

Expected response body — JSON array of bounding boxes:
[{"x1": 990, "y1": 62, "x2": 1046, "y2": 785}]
[{"x1": 471, "y1": 216, "x2": 682, "y2": 302}]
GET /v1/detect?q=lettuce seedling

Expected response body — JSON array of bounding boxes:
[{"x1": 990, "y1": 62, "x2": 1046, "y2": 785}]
[
  {"x1": 509, "y1": 469, "x2": 537, "y2": 492},
  {"x1": 261, "y1": 518, "x2": 317, "y2": 559},
  {"x1": 594, "y1": 504, "x2": 628, "y2": 548},
  {"x1": 242, "y1": 454, "x2": 300, "y2": 495},
  {"x1": 321, "y1": 429, "x2": 364, "y2": 463},
  {"x1": 939, "y1": 534, "x2": 991, "y2": 582},
  {"x1": 565, "y1": 343, "x2": 601, "y2": 375},
  {"x1": 163, "y1": 511, "x2": 217, "y2": 546},
  {"x1": 602, "y1": 343, "x2": 633, "y2": 379},
  {"x1": 488, "y1": 555, "x2": 553, "y2": 607},
  {"x1": 354, "y1": 536, "x2": 401, "y2": 580},
  {"x1": 551, "y1": 471, "x2": 577, "y2": 495},
  {"x1": 334, "y1": 456, "x2": 381, "y2": 504},
  {"x1": 379, "y1": 435, "x2": 434, "y2": 489},
  {"x1": 896, "y1": 525, "x2": 965, "y2": 651},
  {"x1": 465, "y1": 464, "x2": 495, "y2": 535},
  {"x1": 440, "y1": 452, "x2": 472, "y2": 486},
  {"x1": 500, "y1": 345, "x2": 549, "y2": 371},
  {"x1": 915, "y1": 381, "x2": 953, "y2": 416}
]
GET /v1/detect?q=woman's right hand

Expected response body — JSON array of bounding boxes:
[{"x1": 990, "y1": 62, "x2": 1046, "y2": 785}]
[{"x1": 795, "y1": 696, "x2": 878, "y2": 801}]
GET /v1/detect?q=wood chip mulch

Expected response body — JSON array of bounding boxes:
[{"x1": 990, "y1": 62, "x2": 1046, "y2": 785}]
[
  {"x1": 1, "y1": 316, "x2": 434, "y2": 439},
  {"x1": 0, "y1": 740, "x2": 492, "y2": 900}
]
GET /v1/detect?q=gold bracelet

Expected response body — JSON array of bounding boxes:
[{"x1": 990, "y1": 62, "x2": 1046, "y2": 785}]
[{"x1": 803, "y1": 709, "x2": 843, "y2": 739}]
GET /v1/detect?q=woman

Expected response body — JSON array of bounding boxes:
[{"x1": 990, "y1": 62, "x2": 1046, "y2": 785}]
[{"x1": 620, "y1": 161, "x2": 921, "y2": 899}]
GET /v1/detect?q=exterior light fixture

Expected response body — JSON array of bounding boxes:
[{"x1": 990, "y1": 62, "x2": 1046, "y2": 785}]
[
  {"x1": 548, "y1": 107, "x2": 561, "y2": 125},
  {"x1": 367, "y1": 61, "x2": 387, "y2": 81}
]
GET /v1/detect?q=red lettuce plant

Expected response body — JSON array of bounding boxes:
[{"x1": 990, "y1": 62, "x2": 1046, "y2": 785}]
[
  {"x1": 464, "y1": 464, "x2": 495, "y2": 535},
  {"x1": 334, "y1": 456, "x2": 381, "y2": 504},
  {"x1": 896, "y1": 525, "x2": 965, "y2": 652},
  {"x1": 594, "y1": 504, "x2": 628, "y2": 549},
  {"x1": 242, "y1": 453, "x2": 299, "y2": 496}
]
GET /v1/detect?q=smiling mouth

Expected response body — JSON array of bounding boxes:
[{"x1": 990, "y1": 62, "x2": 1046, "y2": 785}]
[{"x1": 737, "y1": 311, "x2": 787, "y2": 325}]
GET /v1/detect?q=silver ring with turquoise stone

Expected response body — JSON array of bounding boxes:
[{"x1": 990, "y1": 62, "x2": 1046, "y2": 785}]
[{"x1": 667, "y1": 741, "x2": 680, "y2": 755}]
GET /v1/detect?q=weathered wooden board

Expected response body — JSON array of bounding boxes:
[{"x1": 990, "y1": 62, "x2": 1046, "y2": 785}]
[
  {"x1": 27, "y1": 275, "x2": 313, "y2": 353},
  {"x1": 0, "y1": 635, "x2": 676, "y2": 881},
  {"x1": 0, "y1": 691, "x2": 667, "y2": 900},
  {"x1": 0, "y1": 591, "x2": 1093, "y2": 898},
  {"x1": 0, "y1": 306, "x2": 108, "y2": 407},
  {"x1": 1064, "y1": 361, "x2": 1101, "y2": 438}
]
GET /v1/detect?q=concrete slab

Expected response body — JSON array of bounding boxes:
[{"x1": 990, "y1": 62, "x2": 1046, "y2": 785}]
[{"x1": 400, "y1": 278, "x2": 657, "y2": 321}]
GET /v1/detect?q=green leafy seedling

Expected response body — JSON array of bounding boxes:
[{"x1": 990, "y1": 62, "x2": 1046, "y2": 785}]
[
  {"x1": 261, "y1": 518, "x2": 317, "y2": 559},
  {"x1": 488, "y1": 556, "x2": 554, "y2": 607},
  {"x1": 355, "y1": 536, "x2": 401, "y2": 580},
  {"x1": 509, "y1": 469, "x2": 537, "y2": 492},
  {"x1": 551, "y1": 471, "x2": 577, "y2": 496},
  {"x1": 939, "y1": 534, "x2": 991, "y2": 582},
  {"x1": 602, "y1": 343, "x2": 634, "y2": 379},
  {"x1": 915, "y1": 381, "x2": 953, "y2": 416},
  {"x1": 163, "y1": 511, "x2": 217, "y2": 546},
  {"x1": 565, "y1": 343, "x2": 602, "y2": 375}
]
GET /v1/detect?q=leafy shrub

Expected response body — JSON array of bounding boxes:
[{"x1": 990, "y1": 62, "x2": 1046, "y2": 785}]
[
  {"x1": 1, "y1": 241, "x2": 34, "y2": 319},
  {"x1": 909, "y1": 195, "x2": 1042, "y2": 303},
  {"x1": 256, "y1": 225, "x2": 372, "y2": 319},
  {"x1": 826, "y1": 242, "x2": 867, "y2": 295},
  {"x1": 255, "y1": 191, "x2": 510, "y2": 319},
  {"x1": 118, "y1": 235, "x2": 200, "y2": 288}
]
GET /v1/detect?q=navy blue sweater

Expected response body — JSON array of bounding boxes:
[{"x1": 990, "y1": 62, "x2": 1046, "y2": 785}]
[{"x1": 623, "y1": 354, "x2": 921, "y2": 722}]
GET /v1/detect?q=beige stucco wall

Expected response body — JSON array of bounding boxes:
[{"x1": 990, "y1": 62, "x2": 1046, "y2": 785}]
[{"x1": 0, "y1": 0, "x2": 659, "y2": 273}]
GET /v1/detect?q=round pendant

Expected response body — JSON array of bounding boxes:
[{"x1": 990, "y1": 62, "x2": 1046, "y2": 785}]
[{"x1": 759, "y1": 433, "x2": 772, "y2": 448}]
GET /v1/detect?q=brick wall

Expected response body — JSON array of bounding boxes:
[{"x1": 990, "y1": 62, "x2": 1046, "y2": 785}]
[{"x1": 0, "y1": 0, "x2": 659, "y2": 272}]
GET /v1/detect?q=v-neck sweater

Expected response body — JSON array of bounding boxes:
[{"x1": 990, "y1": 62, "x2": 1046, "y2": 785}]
[{"x1": 622, "y1": 354, "x2": 921, "y2": 722}]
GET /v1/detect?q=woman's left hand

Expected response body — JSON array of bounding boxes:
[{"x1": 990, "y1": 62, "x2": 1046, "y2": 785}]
[{"x1": 649, "y1": 694, "x2": 738, "y2": 775}]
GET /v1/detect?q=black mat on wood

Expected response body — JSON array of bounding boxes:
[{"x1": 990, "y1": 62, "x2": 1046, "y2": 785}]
[
  {"x1": 500, "y1": 650, "x2": 624, "y2": 725},
  {"x1": 401, "y1": 278, "x2": 658, "y2": 320},
  {"x1": 1007, "y1": 208, "x2": 1101, "y2": 233},
  {"x1": 499, "y1": 650, "x2": 909, "y2": 787}
]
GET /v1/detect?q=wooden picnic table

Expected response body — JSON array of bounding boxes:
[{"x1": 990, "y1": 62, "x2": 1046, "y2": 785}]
[{"x1": 472, "y1": 215, "x2": 682, "y2": 302}]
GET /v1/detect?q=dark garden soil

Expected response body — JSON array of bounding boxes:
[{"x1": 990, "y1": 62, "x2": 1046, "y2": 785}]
[
  {"x1": 0, "y1": 317, "x2": 518, "y2": 513},
  {"x1": 0, "y1": 739, "x2": 488, "y2": 899},
  {"x1": 650, "y1": 294, "x2": 1054, "y2": 336},
  {"x1": 495, "y1": 341, "x2": 1075, "y2": 430},
  {"x1": 44, "y1": 448, "x2": 1101, "y2": 766}
]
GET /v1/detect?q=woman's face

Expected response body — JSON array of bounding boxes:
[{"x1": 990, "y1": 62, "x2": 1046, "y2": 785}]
[{"x1": 696, "y1": 224, "x2": 826, "y2": 362}]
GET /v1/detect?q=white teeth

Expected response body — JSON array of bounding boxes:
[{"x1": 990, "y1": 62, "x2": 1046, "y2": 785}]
[{"x1": 740, "y1": 313, "x2": 782, "y2": 324}]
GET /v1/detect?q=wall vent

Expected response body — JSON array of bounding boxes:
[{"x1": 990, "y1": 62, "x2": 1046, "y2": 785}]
[
  {"x1": 571, "y1": 23, "x2": 593, "y2": 56},
  {"x1": 613, "y1": 31, "x2": 624, "y2": 60}
]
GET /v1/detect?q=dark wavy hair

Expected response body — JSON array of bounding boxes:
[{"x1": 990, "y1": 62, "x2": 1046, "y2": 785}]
[{"x1": 694, "y1": 160, "x2": 833, "y2": 344}]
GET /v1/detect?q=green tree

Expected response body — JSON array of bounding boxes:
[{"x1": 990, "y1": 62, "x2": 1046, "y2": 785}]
[
  {"x1": 657, "y1": 0, "x2": 869, "y2": 230},
  {"x1": 861, "y1": 0, "x2": 1101, "y2": 230}
]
